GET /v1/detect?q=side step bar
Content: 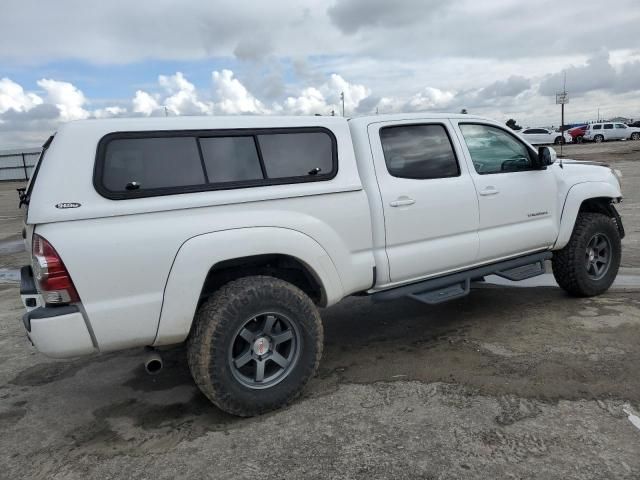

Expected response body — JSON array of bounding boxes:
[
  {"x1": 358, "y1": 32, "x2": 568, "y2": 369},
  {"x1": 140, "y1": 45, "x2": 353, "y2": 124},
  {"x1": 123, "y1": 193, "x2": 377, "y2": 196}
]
[{"x1": 372, "y1": 251, "x2": 553, "y2": 305}]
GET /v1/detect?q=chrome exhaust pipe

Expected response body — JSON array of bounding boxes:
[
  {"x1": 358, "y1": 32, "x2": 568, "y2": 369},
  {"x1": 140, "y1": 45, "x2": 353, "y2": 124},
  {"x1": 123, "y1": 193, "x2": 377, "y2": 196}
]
[{"x1": 144, "y1": 347, "x2": 163, "y2": 375}]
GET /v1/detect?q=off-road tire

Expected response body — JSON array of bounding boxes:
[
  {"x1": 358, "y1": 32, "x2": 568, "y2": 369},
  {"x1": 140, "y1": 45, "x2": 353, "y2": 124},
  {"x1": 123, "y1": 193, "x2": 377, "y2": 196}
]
[
  {"x1": 187, "y1": 275, "x2": 323, "y2": 416},
  {"x1": 552, "y1": 212, "x2": 620, "y2": 297}
]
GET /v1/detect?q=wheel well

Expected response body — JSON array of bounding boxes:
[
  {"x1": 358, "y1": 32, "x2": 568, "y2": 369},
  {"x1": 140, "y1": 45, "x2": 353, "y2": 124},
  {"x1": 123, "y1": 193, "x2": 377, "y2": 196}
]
[
  {"x1": 579, "y1": 197, "x2": 625, "y2": 238},
  {"x1": 199, "y1": 254, "x2": 325, "y2": 307},
  {"x1": 579, "y1": 197, "x2": 613, "y2": 216}
]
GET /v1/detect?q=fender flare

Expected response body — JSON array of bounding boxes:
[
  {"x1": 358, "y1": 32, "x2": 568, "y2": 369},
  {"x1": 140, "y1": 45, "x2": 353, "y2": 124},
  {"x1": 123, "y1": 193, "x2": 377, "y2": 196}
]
[
  {"x1": 153, "y1": 227, "x2": 343, "y2": 346},
  {"x1": 554, "y1": 181, "x2": 621, "y2": 249}
]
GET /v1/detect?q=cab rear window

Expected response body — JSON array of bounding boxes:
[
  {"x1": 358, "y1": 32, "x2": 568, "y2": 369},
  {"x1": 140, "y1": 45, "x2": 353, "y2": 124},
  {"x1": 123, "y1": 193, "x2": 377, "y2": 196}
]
[{"x1": 94, "y1": 128, "x2": 337, "y2": 199}]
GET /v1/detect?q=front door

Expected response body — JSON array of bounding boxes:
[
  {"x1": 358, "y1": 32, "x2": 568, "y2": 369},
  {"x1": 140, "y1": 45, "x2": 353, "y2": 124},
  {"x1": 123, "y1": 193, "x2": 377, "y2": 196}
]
[
  {"x1": 454, "y1": 122, "x2": 559, "y2": 262},
  {"x1": 369, "y1": 120, "x2": 480, "y2": 285}
]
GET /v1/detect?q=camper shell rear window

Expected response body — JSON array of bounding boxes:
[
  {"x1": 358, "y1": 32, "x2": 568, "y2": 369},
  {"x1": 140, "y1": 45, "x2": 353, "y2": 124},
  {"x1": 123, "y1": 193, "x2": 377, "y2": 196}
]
[{"x1": 94, "y1": 127, "x2": 338, "y2": 199}]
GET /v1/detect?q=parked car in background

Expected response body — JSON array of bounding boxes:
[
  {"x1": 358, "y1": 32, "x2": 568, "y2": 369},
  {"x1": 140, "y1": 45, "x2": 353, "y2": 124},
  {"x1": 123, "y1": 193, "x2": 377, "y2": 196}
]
[
  {"x1": 584, "y1": 122, "x2": 640, "y2": 143},
  {"x1": 568, "y1": 125, "x2": 588, "y2": 143},
  {"x1": 519, "y1": 128, "x2": 571, "y2": 145},
  {"x1": 627, "y1": 121, "x2": 640, "y2": 128}
]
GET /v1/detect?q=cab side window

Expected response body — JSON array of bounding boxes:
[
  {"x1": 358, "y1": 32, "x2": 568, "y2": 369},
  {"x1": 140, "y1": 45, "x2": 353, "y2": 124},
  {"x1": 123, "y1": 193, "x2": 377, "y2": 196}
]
[{"x1": 459, "y1": 124, "x2": 533, "y2": 175}]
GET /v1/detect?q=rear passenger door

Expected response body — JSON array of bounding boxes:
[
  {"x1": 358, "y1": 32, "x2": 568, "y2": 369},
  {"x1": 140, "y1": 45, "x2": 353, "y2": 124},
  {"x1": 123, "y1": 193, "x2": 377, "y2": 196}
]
[{"x1": 370, "y1": 120, "x2": 480, "y2": 284}]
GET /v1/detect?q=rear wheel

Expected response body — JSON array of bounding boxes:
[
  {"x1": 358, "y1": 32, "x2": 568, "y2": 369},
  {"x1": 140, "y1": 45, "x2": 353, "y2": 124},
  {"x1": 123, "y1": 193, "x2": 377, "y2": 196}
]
[
  {"x1": 187, "y1": 275, "x2": 323, "y2": 416},
  {"x1": 552, "y1": 212, "x2": 620, "y2": 297},
  {"x1": 554, "y1": 136, "x2": 565, "y2": 145},
  {"x1": 594, "y1": 134, "x2": 604, "y2": 143},
  {"x1": 631, "y1": 132, "x2": 640, "y2": 141}
]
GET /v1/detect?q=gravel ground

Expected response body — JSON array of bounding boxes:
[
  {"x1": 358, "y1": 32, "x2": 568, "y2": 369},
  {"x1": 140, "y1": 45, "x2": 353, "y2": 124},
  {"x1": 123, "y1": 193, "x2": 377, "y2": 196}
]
[{"x1": 1, "y1": 140, "x2": 639, "y2": 479}]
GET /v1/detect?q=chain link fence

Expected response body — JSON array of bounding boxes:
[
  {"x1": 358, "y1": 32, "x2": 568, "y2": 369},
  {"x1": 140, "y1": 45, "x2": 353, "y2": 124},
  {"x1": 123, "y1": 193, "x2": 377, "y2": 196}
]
[{"x1": 0, "y1": 150, "x2": 41, "y2": 181}]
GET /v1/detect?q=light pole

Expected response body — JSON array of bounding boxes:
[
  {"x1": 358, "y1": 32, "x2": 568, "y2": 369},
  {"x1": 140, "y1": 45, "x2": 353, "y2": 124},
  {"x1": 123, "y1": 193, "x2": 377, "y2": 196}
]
[
  {"x1": 340, "y1": 91, "x2": 345, "y2": 117},
  {"x1": 555, "y1": 72, "x2": 568, "y2": 157}
]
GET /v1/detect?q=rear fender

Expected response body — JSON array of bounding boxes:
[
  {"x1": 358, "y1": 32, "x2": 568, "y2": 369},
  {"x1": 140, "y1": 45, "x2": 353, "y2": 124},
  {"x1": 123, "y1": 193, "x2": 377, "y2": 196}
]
[{"x1": 153, "y1": 227, "x2": 343, "y2": 346}]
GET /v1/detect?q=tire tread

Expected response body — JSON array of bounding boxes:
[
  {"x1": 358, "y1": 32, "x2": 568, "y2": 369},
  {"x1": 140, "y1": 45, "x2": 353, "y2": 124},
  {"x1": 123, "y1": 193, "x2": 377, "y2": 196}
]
[
  {"x1": 187, "y1": 275, "x2": 323, "y2": 416},
  {"x1": 552, "y1": 212, "x2": 620, "y2": 297}
]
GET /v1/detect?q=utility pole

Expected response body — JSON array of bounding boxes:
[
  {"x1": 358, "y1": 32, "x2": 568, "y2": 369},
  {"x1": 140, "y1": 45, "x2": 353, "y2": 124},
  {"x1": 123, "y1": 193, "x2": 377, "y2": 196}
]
[
  {"x1": 164, "y1": 106, "x2": 169, "y2": 117},
  {"x1": 340, "y1": 91, "x2": 345, "y2": 117},
  {"x1": 555, "y1": 72, "x2": 568, "y2": 157}
]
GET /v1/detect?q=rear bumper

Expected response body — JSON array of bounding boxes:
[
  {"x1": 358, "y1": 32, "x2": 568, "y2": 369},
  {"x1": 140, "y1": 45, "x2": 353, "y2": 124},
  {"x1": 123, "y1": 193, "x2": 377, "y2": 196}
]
[{"x1": 20, "y1": 266, "x2": 96, "y2": 358}]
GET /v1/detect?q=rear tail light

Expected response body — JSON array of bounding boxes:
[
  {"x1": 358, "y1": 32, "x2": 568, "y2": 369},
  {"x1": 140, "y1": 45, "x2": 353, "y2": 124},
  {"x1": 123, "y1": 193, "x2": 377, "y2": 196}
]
[{"x1": 32, "y1": 234, "x2": 80, "y2": 305}]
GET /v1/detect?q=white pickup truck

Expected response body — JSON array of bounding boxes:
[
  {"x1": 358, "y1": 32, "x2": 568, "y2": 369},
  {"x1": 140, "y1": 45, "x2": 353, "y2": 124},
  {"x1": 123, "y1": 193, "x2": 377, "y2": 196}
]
[{"x1": 19, "y1": 113, "x2": 624, "y2": 416}]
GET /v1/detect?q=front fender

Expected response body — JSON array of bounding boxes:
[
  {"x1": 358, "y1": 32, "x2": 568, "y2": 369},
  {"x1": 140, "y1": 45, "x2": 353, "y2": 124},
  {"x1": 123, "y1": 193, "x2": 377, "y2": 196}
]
[
  {"x1": 554, "y1": 181, "x2": 622, "y2": 249},
  {"x1": 153, "y1": 227, "x2": 343, "y2": 346}
]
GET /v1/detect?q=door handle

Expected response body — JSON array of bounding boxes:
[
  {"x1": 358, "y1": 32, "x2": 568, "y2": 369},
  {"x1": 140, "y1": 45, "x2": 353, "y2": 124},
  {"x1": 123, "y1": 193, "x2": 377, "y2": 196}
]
[
  {"x1": 390, "y1": 196, "x2": 416, "y2": 207},
  {"x1": 479, "y1": 186, "x2": 499, "y2": 196}
]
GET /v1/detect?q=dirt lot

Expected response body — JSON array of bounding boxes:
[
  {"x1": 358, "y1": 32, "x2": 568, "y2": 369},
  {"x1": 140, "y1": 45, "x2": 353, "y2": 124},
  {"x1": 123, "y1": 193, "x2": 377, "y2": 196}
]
[{"x1": 1, "y1": 141, "x2": 640, "y2": 479}]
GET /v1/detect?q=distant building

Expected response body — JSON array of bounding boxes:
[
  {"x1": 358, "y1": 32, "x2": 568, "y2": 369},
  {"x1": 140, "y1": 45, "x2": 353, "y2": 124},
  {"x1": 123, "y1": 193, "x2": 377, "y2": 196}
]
[{"x1": 609, "y1": 116, "x2": 633, "y2": 123}]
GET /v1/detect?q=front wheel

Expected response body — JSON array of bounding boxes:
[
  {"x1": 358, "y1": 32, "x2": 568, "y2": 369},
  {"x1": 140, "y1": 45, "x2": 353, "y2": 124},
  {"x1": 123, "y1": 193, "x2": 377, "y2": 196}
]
[
  {"x1": 594, "y1": 134, "x2": 604, "y2": 143},
  {"x1": 552, "y1": 212, "x2": 621, "y2": 297},
  {"x1": 554, "y1": 136, "x2": 565, "y2": 145},
  {"x1": 187, "y1": 275, "x2": 323, "y2": 416}
]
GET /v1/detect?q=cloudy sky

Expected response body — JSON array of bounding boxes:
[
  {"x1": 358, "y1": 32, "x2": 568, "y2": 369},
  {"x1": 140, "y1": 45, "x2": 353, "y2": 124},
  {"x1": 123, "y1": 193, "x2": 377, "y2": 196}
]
[{"x1": 1, "y1": 0, "x2": 639, "y2": 148}]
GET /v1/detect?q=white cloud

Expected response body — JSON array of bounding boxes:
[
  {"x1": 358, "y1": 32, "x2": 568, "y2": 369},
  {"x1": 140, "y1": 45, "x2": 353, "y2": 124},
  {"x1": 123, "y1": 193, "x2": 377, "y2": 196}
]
[
  {"x1": 480, "y1": 76, "x2": 532, "y2": 98},
  {"x1": 132, "y1": 90, "x2": 160, "y2": 115},
  {"x1": 159, "y1": 72, "x2": 213, "y2": 115},
  {"x1": 212, "y1": 69, "x2": 266, "y2": 114},
  {"x1": 37, "y1": 79, "x2": 89, "y2": 121},
  {"x1": 280, "y1": 73, "x2": 371, "y2": 115},
  {"x1": 93, "y1": 106, "x2": 127, "y2": 118},
  {"x1": 0, "y1": 77, "x2": 43, "y2": 114},
  {"x1": 539, "y1": 51, "x2": 640, "y2": 97},
  {"x1": 405, "y1": 87, "x2": 455, "y2": 112},
  {"x1": 283, "y1": 87, "x2": 328, "y2": 115},
  {"x1": 321, "y1": 74, "x2": 370, "y2": 113}
]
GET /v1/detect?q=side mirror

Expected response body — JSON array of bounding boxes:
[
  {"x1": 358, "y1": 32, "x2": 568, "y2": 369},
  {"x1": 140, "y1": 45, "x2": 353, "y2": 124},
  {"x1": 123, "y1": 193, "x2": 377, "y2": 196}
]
[{"x1": 537, "y1": 146, "x2": 557, "y2": 168}]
